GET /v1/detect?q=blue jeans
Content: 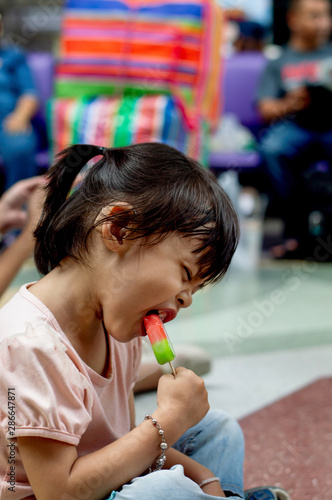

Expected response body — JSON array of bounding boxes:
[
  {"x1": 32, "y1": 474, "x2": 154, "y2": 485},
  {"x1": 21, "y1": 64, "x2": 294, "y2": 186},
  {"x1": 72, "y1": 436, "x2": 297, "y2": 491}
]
[
  {"x1": 259, "y1": 120, "x2": 332, "y2": 239},
  {"x1": 260, "y1": 120, "x2": 332, "y2": 198},
  {"x1": 107, "y1": 410, "x2": 244, "y2": 499},
  {"x1": 0, "y1": 123, "x2": 38, "y2": 189}
]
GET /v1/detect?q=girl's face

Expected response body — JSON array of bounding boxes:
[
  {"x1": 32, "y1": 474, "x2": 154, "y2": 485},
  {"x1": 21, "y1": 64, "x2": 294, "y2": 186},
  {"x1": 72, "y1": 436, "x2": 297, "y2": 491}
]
[{"x1": 96, "y1": 232, "x2": 206, "y2": 343}]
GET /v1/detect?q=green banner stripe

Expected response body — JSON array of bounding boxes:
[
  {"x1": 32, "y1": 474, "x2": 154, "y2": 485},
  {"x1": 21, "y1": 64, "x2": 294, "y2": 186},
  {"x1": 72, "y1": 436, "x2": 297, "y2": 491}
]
[{"x1": 114, "y1": 96, "x2": 139, "y2": 147}]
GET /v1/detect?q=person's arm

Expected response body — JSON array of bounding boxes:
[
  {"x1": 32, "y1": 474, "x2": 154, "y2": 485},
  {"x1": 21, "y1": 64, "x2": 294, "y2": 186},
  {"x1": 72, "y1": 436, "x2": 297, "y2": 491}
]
[
  {"x1": 134, "y1": 362, "x2": 163, "y2": 393},
  {"x1": 255, "y1": 56, "x2": 309, "y2": 123},
  {"x1": 0, "y1": 177, "x2": 44, "y2": 234},
  {"x1": 0, "y1": 178, "x2": 45, "y2": 296},
  {"x1": 258, "y1": 87, "x2": 311, "y2": 123},
  {"x1": 165, "y1": 448, "x2": 225, "y2": 497},
  {"x1": 128, "y1": 389, "x2": 136, "y2": 430},
  {"x1": 2, "y1": 50, "x2": 39, "y2": 134},
  {"x1": 131, "y1": 380, "x2": 225, "y2": 497},
  {"x1": 3, "y1": 94, "x2": 39, "y2": 134},
  {"x1": 17, "y1": 368, "x2": 210, "y2": 500},
  {"x1": 0, "y1": 228, "x2": 35, "y2": 296}
]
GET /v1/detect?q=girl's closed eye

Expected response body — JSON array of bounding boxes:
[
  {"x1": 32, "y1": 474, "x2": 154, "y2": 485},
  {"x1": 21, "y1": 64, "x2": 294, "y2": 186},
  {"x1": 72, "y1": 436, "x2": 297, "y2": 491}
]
[{"x1": 184, "y1": 267, "x2": 192, "y2": 282}]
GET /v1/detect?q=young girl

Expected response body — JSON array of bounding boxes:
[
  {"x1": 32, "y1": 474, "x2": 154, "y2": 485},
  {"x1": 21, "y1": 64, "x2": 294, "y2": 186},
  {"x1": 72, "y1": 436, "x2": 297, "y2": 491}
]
[{"x1": 0, "y1": 142, "x2": 244, "y2": 500}]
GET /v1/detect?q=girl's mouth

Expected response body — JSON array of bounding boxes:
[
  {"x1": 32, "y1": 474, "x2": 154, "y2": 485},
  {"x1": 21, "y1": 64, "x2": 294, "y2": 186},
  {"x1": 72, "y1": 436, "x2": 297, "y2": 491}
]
[
  {"x1": 142, "y1": 309, "x2": 176, "y2": 336},
  {"x1": 146, "y1": 309, "x2": 176, "y2": 324}
]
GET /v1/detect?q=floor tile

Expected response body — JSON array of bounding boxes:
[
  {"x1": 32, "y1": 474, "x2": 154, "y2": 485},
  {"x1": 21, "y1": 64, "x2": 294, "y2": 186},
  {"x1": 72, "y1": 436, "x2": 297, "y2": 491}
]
[{"x1": 241, "y1": 378, "x2": 332, "y2": 500}]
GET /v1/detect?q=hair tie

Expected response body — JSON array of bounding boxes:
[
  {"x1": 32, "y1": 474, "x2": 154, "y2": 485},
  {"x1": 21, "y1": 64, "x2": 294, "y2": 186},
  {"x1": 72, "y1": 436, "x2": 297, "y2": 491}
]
[{"x1": 99, "y1": 147, "x2": 106, "y2": 155}]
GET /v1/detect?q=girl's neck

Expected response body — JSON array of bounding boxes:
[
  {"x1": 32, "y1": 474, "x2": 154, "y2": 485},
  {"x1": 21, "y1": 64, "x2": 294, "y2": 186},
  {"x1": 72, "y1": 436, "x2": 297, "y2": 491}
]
[
  {"x1": 29, "y1": 260, "x2": 102, "y2": 342},
  {"x1": 29, "y1": 263, "x2": 112, "y2": 376}
]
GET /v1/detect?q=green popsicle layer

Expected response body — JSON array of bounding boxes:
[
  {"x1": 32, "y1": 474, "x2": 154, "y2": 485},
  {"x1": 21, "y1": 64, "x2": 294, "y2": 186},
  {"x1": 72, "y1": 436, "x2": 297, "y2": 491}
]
[{"x1": 151, "y1": 339, "x2": 175, "y2": 365}]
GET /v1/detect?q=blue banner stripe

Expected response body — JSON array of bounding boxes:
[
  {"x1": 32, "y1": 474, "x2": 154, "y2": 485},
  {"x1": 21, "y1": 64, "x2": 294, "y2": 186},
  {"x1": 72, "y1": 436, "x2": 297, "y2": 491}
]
[{"x1": 66, "y1": 0, "x2": 202, "y2": 18}]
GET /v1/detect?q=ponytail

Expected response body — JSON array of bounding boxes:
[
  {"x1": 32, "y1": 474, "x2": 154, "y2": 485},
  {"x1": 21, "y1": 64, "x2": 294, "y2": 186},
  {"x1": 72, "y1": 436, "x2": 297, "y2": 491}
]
[{"x1": 34, "y1": 144, "x2": 105, "y2": 275}]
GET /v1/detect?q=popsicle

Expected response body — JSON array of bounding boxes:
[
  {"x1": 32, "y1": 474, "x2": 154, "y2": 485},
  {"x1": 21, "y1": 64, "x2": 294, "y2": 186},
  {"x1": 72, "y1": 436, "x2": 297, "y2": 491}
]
[{"x1": 143, "y1": 313, "x2": 176, "y2": 377}]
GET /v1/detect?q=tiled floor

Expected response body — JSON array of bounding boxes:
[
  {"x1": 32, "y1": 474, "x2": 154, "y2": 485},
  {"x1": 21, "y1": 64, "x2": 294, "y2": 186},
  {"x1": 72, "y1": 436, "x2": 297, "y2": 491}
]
[
  {"x1": 240, "y1": 377, "x2": 332, "y2": 500},
  {"x1": 241, "y1": 377, "x2": 332, "y2": 500},
  {"x1": 2, "y1": 253, "x2": 332, "y2": 499}
]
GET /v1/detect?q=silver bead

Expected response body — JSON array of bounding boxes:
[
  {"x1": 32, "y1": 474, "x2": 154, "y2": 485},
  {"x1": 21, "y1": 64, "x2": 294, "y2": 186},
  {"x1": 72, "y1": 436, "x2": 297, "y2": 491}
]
[
  {"x1": 152, "y1": 419, "x2": 157, "y2": 424},
  {"x1": 159, "y1": 429, "x2": 164, "y2": 435},
  {"x1": 160, "y1": 442, "x2": 168, "y2": 450}
]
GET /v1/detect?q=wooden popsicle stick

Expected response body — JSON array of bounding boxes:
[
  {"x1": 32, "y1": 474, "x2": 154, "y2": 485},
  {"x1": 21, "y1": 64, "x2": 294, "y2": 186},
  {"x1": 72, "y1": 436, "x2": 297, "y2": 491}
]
[{"x1": 169, "y1": 361, "x2": 176, "y2": 378}]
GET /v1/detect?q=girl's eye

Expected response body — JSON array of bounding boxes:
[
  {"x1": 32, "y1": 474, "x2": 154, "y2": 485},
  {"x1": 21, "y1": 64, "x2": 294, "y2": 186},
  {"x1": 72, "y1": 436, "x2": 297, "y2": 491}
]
[{"x1": 184, "y1": 267, "x2": 192, "y2": 281}]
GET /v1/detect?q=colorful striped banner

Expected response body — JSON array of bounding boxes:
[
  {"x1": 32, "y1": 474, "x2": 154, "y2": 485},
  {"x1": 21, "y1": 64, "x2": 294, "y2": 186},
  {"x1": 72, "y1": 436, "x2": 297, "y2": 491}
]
[
  {"x1": 48, "y1": 95, "x2": 209, "y2": 164},
  {"x1": 55, "y1": 0, "x2": 223, "y2": 132}
]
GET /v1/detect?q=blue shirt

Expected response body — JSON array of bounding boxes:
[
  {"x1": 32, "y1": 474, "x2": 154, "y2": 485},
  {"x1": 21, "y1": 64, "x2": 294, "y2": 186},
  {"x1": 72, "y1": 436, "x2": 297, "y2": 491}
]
[{"x1": 0, "y1": 47, "x2": 38, "y2": 120}]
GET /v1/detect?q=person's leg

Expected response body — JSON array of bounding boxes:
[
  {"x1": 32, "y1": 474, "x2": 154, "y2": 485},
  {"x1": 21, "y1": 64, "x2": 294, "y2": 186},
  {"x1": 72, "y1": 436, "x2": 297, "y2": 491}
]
[
  {"x1": 0, "y1": 126, "x2": 38, "y2": 189},
  {"x1": 108, "y1": 410, "x2": 244, "y2": 500},
  {"x1": 319, "y1": 128, "x2": 332, "y2": 160},
  {"x1": 259, "y1": 121, "x2": 313, "y2": 199},
  {"x1": 259, "y1": 121, "x2": 314, "y2": 249}
]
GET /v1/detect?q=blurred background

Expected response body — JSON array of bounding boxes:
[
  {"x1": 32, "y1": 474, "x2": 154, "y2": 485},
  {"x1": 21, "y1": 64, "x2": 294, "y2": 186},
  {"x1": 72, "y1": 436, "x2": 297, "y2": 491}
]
[{"x1": 0, "y1": 1, "x2": 331, "y2": 498}]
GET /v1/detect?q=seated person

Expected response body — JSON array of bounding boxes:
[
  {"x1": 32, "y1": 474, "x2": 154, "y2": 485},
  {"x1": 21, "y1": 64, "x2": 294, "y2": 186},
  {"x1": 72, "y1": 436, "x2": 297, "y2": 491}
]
[
  {"x1": 0, "y1": 12, "x2": 39, "y2": 190},
  {"x1": 256, "y1": 0, "x2": 332, "y2": 257}
]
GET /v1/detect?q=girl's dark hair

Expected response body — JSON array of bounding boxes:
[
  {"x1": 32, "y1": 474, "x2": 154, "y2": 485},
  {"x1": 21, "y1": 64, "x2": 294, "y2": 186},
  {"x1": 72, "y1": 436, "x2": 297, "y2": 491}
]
[{"x1": 34, "y1": 143, "x2": 239, "y2": 285}]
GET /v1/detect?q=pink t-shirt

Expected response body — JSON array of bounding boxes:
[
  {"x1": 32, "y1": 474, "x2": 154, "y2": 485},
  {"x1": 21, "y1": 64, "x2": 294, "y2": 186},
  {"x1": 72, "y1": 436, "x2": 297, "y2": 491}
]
[{"x1": 0, "y1": 284, "x2": 142, "y2": 500}]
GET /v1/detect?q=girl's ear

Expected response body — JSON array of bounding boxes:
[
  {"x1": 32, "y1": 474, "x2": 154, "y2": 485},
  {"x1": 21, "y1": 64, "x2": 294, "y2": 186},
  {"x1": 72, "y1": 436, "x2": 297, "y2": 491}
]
[{"x1": 95, "y1": 203, "x2": 134, "y2": 252}]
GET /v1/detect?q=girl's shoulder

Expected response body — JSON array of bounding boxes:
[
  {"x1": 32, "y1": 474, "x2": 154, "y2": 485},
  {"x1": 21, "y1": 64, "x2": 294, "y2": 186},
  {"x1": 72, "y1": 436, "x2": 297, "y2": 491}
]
[
  {"x1": 0, "y1": 283, "x2": 92, "y2": 382},
  {"x1": 0, "y1": 318, "x2": 94, "y2": 447},
  {"x1": 0, "y1": 283, "x2": 56, "y2": 341}
]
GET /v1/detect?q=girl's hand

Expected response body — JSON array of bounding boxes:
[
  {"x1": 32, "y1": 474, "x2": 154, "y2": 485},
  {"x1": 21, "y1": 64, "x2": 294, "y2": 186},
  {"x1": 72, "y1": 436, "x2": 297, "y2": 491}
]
[{"x1": 155, "y1": 367, "x2": 210, "y2": 438}]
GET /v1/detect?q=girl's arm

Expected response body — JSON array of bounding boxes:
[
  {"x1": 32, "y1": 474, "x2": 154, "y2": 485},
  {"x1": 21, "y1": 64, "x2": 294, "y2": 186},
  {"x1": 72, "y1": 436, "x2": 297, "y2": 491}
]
[
  {"x1": 17, "y1": 416, "x2": 177, "y2": 500},
  {"x1": 165, "y1": 448, "x2": 225, "y2": 497},
  {"x1": 134, "y1": 362, "x2": 163, "y2": 393},
  {"x1": 128, "y1": 389, "x2": 224, "y2": 496},
  {"x1": 128, "y1": 389, "x2": 136, "y2": 430},
  {"x1": 18, "y1": 368, "x2": 209, "y2": 500}
]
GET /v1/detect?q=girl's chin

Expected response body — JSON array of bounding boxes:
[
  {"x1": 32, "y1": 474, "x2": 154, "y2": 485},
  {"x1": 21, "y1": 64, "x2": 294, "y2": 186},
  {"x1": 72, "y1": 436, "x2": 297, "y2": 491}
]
[{"x1": 105, "y1": 318, "x2": 146, "y2": 341}]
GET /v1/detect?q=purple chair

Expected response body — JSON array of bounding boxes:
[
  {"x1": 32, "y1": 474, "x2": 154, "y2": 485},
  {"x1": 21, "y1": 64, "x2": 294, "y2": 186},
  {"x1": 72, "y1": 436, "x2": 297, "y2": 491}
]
[
  {"x1": 27, "y1": 52, "x2": 55, "y2": 170},
  {"x1": 27, "y1": 52, "x2": 54, "y2": 120},
  {"x1": 209, "y1": 52, "x2": 267, "y2": 171}
]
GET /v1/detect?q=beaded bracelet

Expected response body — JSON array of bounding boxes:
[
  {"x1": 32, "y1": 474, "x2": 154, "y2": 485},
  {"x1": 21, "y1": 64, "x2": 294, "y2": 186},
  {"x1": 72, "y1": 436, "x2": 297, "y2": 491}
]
[
  {"x1": 144, "y1": 414, "x2": 168, "y2": 473},
  {"x1": 199, "y1": 477, "x2": 221, "y2": 489}
]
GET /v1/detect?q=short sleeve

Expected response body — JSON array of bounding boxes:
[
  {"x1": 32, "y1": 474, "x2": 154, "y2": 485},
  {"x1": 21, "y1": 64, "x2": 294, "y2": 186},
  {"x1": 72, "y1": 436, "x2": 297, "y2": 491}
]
[
  {"x1": 0, "y1": 323, "x2": 93, "y2": 446},
  {"x1": 256, "y1": 59, "x2": 283, "y2": 102}
]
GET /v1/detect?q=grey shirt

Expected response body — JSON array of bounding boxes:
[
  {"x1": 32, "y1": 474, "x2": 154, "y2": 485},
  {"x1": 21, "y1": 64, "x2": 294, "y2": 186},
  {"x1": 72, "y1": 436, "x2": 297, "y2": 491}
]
[{"x1": 257, "y1": 44, "x2": 332, "y2": 130}]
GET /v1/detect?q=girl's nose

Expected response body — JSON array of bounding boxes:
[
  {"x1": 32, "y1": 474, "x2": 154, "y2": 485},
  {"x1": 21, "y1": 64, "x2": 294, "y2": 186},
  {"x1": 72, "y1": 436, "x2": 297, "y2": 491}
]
[{"x1": 176, "y1": 290, "x2": 193, "y2": 309}]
